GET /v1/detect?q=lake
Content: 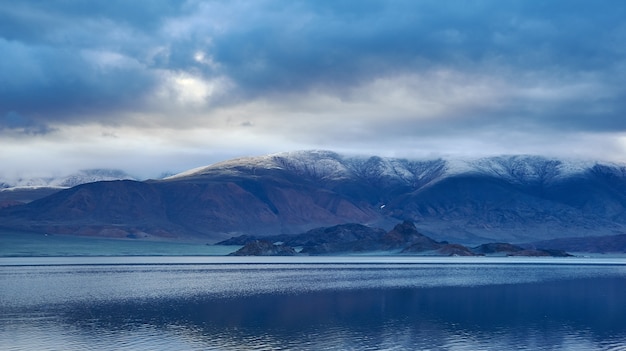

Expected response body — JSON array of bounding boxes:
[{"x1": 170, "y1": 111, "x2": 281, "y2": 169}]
[{"x1": 1, "y1": 256, "x2": 626, "y2": 350}]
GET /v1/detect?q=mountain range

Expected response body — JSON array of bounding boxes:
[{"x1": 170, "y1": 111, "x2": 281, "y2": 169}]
[{"x1": 2, "y1": 150, "x2": 626, "y2": 245}]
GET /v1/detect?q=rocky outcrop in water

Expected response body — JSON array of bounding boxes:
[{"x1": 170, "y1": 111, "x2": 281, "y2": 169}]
[
  {"x1": 472, "y1": 243, "x2": 525, "y2": 255},
  {"x1": 221, "y1": 221, "x2": 572, "y2": 257},
  {"x1": 435, "y1": 244, "x2": 477, "y2": 256},
  {"x1": 508, "y1": 249, "x2": 572, "y2": 257},
  {"x1": 469, "y1": 242, "x2": 572, "y2": 256},
  {"x1": 229, "y1": 240, "x2": 297, "y2": 256},
  {"x1": 382, "y1": 221, "x2": 441, "y2": 251}
]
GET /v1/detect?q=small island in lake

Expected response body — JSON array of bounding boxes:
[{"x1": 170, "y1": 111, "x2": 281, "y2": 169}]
[{"x1": 222, "y1": 221, "x2": 572, "y2": 257}]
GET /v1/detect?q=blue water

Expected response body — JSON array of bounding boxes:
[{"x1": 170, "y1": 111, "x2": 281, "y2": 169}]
[
  {"x1": 1, "y1": 257, "x2": 626, "y2": 350},
  {"x1": 0, "y1": 230, "x2": 240, "y2": 256}
]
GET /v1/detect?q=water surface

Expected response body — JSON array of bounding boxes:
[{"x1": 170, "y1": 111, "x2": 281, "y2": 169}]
[
  {"x1": 0, "y1": 230, "x2": 239, "y2": 257},
  {"x1": 2, "y1": 257, "x2": 626, "y2": 350}
]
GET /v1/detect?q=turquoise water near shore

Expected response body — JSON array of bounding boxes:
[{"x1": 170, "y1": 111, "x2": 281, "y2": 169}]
[{"x1": 0, "y1": 230, "x2": 240, "y2": 256}]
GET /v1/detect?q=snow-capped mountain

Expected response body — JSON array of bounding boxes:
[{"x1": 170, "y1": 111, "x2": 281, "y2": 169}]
[
  {"x1": 168, "y1": 150, "x2": 619, "y2": 187},
  {"x1": 3, "y1": 150, "x2": 626, "y2": 244},
  {"x1": 54, "y1": 169, "x2": 137, "y2": 188},
  {"x1": 0, "y1": 169, "x2": 139, "y2": 205},
  {"x1": 0, "y1": 169, "x2": 137, "y2": 190}
]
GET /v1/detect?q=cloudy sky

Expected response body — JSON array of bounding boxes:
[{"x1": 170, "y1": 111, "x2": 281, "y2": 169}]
[{"x1": 2, "y1": 0, "x2": 626, "y2": 179}]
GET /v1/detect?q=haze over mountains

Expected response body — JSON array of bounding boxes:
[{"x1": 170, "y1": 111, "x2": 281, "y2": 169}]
[
  {"x1": 0, "y1": 169, "x2": 137, "y2": 190},
  {"x1": 0, "y1": 169, "x2": 138, "y2": 207},
  {"x1": 2, "y1": 150, "x2": 626, "y2": 245}
]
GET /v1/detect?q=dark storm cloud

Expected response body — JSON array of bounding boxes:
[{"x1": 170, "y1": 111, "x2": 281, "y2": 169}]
[
  {"x1": 0, "y1": 38, "x2": 156, "y2": 120},
  {"x1": 207, "y1": 0, "x2": 626, "y2": 134},
  {"x1": 0, "y1": 111, "x2": 54, "y2": 134},
  {"x1": 202, "y1": 1, "x2": 624, "y2": 87},
  {"x1": 0, "y1": 0, "x2": 180, "y2": 43},
  {"x1": 0, "y1": 1, "x2": 174, "y2": 126},
  {"x1": 1, "y1": 0, "x2": 626, "y2": 134}
]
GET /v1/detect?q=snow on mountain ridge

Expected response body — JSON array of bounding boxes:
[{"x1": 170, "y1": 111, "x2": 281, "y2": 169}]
[
  {"x1": 166, "y1": 150, "x2": 626, "y2": 186},
  {"x1": 165, "y1": 154, "x2": 287, "y2": 180},
  {"x1": 165, "y1": 150, "x2": 448, "y2": 188},
  {"x1": 54, "y1": 169, "x2": 136, "y2": 188},
  {"x1": 434, "y1": 155, "x2": 614, "y2": 184},
  {"x1": 166, "y1": 150, "x2": 348, "y2": 180},
  {"x1": 0, "y1": 169, "x2": 137, "y2": 190},
  {"x1": 272, "y1": 150, "x2": 350, "y2": 180},
  {"x1": 455, "y1": 155, "x2": 563, "y2": 184}
]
